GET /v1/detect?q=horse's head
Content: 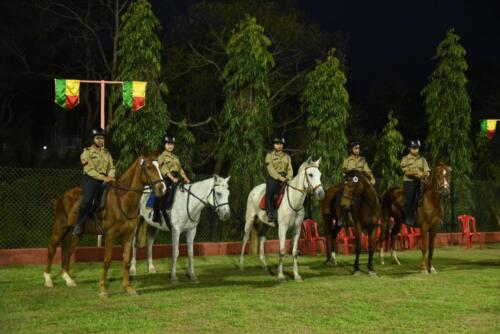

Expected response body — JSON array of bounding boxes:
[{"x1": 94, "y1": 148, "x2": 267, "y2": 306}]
[
  {"x1": 341, "y1": 170, "x2": 370, "y2": 208},
  {"x1": 302, "y1": 157, "x2": 325, "y2": 200},
  {"x1": 430, "y1": 163, "x2": 452, "y2": 196},
  {"x1": 208, "y1": 175, "x2": 231, "y2": 221},
  {"x1": 138, "y1": 155, "x2": 166, "y2": 197}
]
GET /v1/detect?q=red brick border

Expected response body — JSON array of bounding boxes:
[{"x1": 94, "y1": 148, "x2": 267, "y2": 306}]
[{"x1": 1, "y1": 232, "x2": 499, "y2": 265}]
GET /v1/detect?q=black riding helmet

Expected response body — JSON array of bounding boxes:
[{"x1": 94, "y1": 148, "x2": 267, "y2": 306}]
[
  {"x1": 348, "y1": 140, "x2": 360, "y2": 153},
  {"x1": 164, "y1": 134, "x2": 176, "y2": 144},
  {"x1": 408, "y1": 139, "x2": 421, "y2": 148},
  {"x1": 91, "y1": 128, "x2": 105, "y2": 138},
  {"x1": 272, "y1": 136, "x2": 285, "y2": 145}
]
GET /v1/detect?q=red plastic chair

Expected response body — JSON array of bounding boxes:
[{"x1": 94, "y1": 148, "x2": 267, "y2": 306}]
[
  {"x1": 301, "y1": 219, "x2": 326, "y2": 255},
  {"x1": 337, "y1": 225, "x2": 355, "y2": 255},
  {"x1": 400, "y1": 225, "x2": 420, "y2": 249},
  {"x1": 410, "y1": 227, "x2": 422, "y2": 249},
  {"x1": 458, "y1": 215, "x2": 483, "y2": 250}
]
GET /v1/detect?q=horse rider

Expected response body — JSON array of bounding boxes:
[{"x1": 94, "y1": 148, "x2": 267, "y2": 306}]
[
  {"x1": 73, "y1": 128, "x2": 115, "y2": 236},
  {"x1": 153, "y1": 134, "x2": 190, "y2": 224},
  {"x1": 336, "y1": 141, "x2": 376, "y2": 227},
  {"x1": 265, "y1": 135, "x2": 293, "y2": 223},
  {"x1": 400, "y1": 139, "x2": 430, "y2": 228}
]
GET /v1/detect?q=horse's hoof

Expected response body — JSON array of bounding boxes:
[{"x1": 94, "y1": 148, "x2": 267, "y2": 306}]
[
  {"x1": 44, "y1": 281, "x2": 54, "y2": 288},
  {"x1": 65, "y1": 280, "x2": 77, "y2": 287},
  {"x1": 429, "y1": 267, "x2": 437, "y2": 274},
  {"x1": 324, "y1": 260, "x2": 336, "y2": 267},
  {"x1": 368, "y1": 271, "x2": 378, "y2": 277},
  {"x1": 126, "y1": 288, "x2": 138, "y2": 296},
  {"x1": 421, "y1": 269, "x2": 429, "y2": 275},
  {"x1": 148, "y1": 267, "x2": 156, "y2": 274},
  {"x1": 353, "y1": 270, "x2": 363, "y2": 276},
  {"x1": 294, "y1": 276, "x2": 303, "y2": 282},
  {"x1": 171, "y1": 278, "x2": 179, "y2": 284},
  {"x1": 129, "y1": 269, "x2": 136, "y2": 276},
  {"x1": 238, "y1": 266, "x2": 245, "y2": 272},
  {"x1": 261, "y1": 265, "x2": 269, "y2": 272},
  {"x1": 99, "y1": 291, "x2": 109, "y2": 298},
  {"x1": 277, "y1": 277, "x2": 287, "y2": 283},
  {"x1": 189, "y1": 276, "x2": 200, "y2": 284},
  {"x1": 380, "y1": 261, "x2": 385, "y2": 265}
]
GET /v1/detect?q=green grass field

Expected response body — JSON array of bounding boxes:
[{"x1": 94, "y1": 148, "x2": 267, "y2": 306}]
[{"x1": 1, "y1": 245, "x2": 499, "y2": 334}]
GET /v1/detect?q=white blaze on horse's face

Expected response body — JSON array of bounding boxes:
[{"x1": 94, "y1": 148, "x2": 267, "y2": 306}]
[
  {"x1": 305, "y1": 158, "x2": 324, "y2": 200},
  {"x1": 211, "y1": 175, "x2": 231, "y2": 221}
]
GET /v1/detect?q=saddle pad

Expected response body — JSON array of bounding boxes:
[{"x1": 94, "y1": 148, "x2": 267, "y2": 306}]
[
  {"x1": 146, "y1": 193, "x2": 156, "y2": 208},
  {"x1": 259, "y1": 185, "x2": 285, "y2": 210}
]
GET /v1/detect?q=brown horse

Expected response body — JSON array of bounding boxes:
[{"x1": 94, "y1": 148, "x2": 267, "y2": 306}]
[
  {"x1": 44, "y1": 155, "x2": 165, "y2": 296},
  {"x1": 379, "y1": 163, "x2": 451, "y2": 273},
  {"x1": 321, "y1": 171, "x2": 381, "y2": 275}
]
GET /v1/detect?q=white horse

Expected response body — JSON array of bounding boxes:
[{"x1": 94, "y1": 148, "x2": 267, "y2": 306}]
[
  {"x1": 239, "y1": 158, "x2": 324, "y2": 282},
  {"x1": 130, "y1": 175, "x2": 231, "y2": 283}
]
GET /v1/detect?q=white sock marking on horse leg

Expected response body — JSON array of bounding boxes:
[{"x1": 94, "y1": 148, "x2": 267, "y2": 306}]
[
  {"x1": 43, "y1": 272, "x2": 53, "y2": 288},
  {"x1": 62, "y1": 271, "x2": 77, "y2": 287}
]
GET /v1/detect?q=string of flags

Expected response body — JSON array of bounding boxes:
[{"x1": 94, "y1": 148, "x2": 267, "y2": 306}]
[
  {"x1": 54, "y1": 79, "x2": 147, "y2": 112},
  {"x1": 480, "y1": 119, "x2": 498, "y2": 140}
]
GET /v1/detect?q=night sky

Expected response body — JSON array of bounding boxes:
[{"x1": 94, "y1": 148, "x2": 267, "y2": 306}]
[{"x1": 154, "y1": 0, "x2": 500, "y2": 89}]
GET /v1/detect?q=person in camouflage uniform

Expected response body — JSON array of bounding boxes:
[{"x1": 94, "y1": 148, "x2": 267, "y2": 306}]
[
  {"x1": 73, "y1": 128, "x2": 115, "y2": 236},
  {"x1": 336, "y1": 141, "x2": 375, "y2": 227},
  {"x1": 264, "y1": 135, "x2": 293, "y2": 222},
  {"x1": 153, "y1": 134, "x2": 190, "y2": 223},
  {"x1": 401, "y1": 139, "x2": 430, "y2": 227}
]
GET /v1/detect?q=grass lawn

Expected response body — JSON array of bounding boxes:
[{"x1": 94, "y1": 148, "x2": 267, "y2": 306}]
[{"x1": 0, "y1": 245, "x2": 499, "y2": 333}]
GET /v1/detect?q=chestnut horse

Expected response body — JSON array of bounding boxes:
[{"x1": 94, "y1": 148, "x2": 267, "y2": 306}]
[
  {"x1": 321, "y1": 171, "x2": 381, "y2": 276},
  {"x1": 44, "y1": 155, "x2": 165, "y2": 296},
  {"x1": 379, "y1": 163, "x2": 451, "y2": 273}
]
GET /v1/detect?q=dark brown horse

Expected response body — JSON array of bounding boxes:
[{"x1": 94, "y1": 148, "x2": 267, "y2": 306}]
[
  {"x1": 321, "y1": 171, "x2": 381, "y2": 275},
  {"x1": 44, "y1": 155, "x2": 165, "y2": 296},
  {"x1": 379, "y1": 163, "x2": 451, "y2": 273}
]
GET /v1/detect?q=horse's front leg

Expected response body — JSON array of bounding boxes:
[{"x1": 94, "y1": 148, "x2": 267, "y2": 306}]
[
  {"x1": 353, "y1": 224, "x2": 362, "y2": 275},
  {"x1": 390, "y1": 221, "x2": 402, "y2": 265},
  {"x1": 367, "y1": 225, "x2": 377, "y2": 276},
  {"x1": 121, "y1": 231, "x2": 137, "y2": 295},
  {"x1": 147, "y1": 227, "x2": 158, "y2": 273},
  {"x1": 130, "y1": 235, "x2": 137, "y2": 276},
  {"x1": 277, "y1": 223, "x2": 287, "y2": 282},
  {"x1": 170, "y1": 228, "x2": 180, "y2": 283},
  {"x1": 420, "y1": 227, "x2": 429, "y2": 274},
  {"x1": 291, "y1": 221, "x2": 303, "y2": 281},
  {"x1": 186, "y1": 227, "x2": 199, "y2": 283},
  {"x1": 99, "y1": 233, "x2": 115, "y2": 297},
  {"x1": 428, "y1": 224, "x2": 439, "y2": 274}
]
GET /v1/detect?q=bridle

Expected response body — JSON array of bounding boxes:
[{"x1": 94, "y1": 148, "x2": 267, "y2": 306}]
[
  {"x1": 286, "y1": 165, "x2": 323, "y2": 212},
  {"x1": 113, "y1": 158, "x2": 165, "y2": 220},
  {"x1": 429, "y1": 166, "x2": 451, "y2": 196},
  {"x1": 181, "y1": 181, "x2": 230, "y2": 222}
]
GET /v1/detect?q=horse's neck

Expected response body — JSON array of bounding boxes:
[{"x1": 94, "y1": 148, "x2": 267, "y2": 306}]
[
  {"x1": 114, "y1": 161, "x2": 143, "y2": 212},
  {"x1": 288, "y1": 168, "x2": 307, "y2": 207},
  {"x1": 178, "y1": 178, "x2": 213, "y2": 216}
]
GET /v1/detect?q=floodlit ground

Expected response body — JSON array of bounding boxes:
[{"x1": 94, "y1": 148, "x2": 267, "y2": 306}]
[{"x1": 1, "y1": 245, "x2": 499, "y2": 333}]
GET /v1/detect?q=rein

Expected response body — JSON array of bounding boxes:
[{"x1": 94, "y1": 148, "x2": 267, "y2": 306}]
[
  {"x1": 113, "y1": 160, "x2": 164, "y2": 220},
  {"x1": 181, "y1": 182, "x2": 230, "y2": 222},
  {"x1": 286, "y1": 166, "x2": 322, "y2": 212}
]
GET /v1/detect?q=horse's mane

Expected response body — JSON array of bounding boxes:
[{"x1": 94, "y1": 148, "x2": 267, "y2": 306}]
[{"x1": 345, "y1": 170, "x2": 379, "y2": 205}]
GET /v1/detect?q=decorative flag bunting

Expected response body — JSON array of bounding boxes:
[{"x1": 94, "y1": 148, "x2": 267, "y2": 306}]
[
  {"x1": 480, "y1": 119, "x2": 497, "y2": 140},
  {"x1": 54, "y1": 79, "x2": 80, "y2": 109},
  {"x1": 122, "y1": 81, "x2": 147, "y2": 112}
]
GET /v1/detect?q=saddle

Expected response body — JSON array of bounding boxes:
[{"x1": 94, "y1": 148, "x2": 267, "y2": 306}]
[{"x1": 259, "y1": 184, "x2": 286, "y2": 210}]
